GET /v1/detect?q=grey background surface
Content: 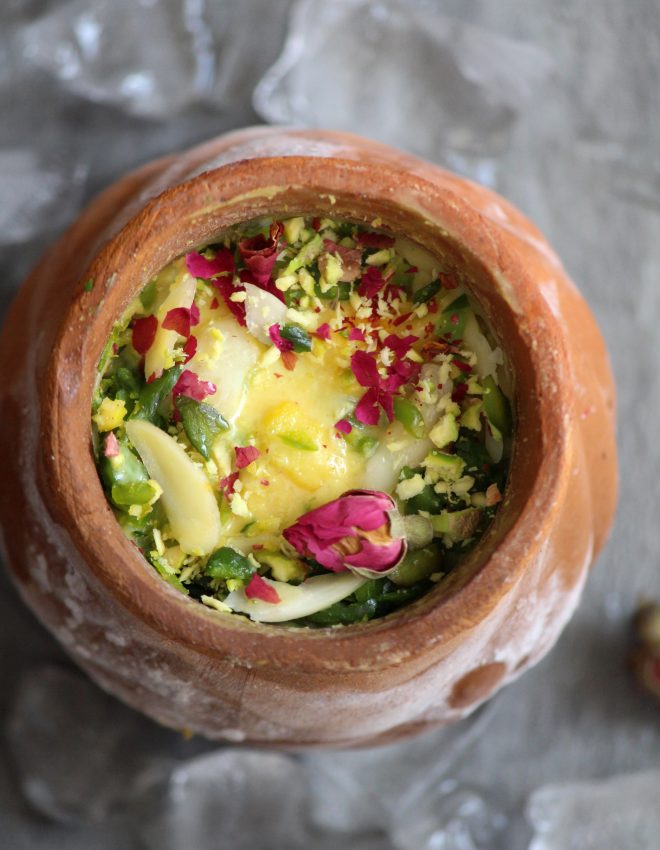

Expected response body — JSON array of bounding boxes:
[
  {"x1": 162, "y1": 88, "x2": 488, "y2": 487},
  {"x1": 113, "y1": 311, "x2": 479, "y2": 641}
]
[{"x1": 0, "y1": 1, "x2": 658, "y2": 848}]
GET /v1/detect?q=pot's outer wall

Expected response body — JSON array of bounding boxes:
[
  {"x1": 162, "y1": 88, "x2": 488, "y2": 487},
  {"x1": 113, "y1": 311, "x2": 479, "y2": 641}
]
[{"x1": 0, "y1": 128, "x2": 617, "y2": 747}]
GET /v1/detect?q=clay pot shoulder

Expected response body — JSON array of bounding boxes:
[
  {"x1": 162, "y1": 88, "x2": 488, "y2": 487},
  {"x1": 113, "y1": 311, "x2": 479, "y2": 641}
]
[{"x1": 0, "y1": 128, "x2": 617, "y2": 746}]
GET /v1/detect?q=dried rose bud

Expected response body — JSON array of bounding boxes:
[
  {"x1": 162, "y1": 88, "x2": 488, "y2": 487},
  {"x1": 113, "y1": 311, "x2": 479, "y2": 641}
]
[
  {"x1": 630, "y1": 601, "x2": 660, "y2": 705},
  {"x1": 283, "y1": 489, "x2": 407, "y2": 579},
  {"x1": 633, "y1": 602, "x2": 660, "y2": 647}
]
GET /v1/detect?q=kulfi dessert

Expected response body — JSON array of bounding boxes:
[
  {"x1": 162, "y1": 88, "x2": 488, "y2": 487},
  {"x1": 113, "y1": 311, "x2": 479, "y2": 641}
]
[{"x1": 93, "y1": 215, "x2": 512, "y2": 625}]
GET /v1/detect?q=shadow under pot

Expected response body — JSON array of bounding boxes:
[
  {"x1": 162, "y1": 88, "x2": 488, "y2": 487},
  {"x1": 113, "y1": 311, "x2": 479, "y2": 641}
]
[{"x1": 0, "y1": 127, "x2": 617, "y2": 747}]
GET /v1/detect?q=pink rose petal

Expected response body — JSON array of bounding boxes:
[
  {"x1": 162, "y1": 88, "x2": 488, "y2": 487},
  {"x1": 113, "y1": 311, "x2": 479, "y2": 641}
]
[
  {"x1": 235, "y1": 445, "x2": 260, "y2": 469},
  {"x1": 392, "y1": 311, "x2": 413, "y2": 327},
  {"x1": 186, "y1": 249, "x2": 234, "y2": 280},
  {"x1": 351, "y1": 350, "x2": 381, "y2": 388},
  {"x1": 172, "y1": 370, "x2": 216, "y2": 402},
  {"x1": 283, "y1": 490, "x2": 404, "y2": 575},
  {"x1": 209, "y1": 275, "x2": 246, "y2": 326},
  {"x1": 219, "y1": 472, "x2": 239, "y2": 497},
  {"x1": 358, "y1": 266, "x2": 385, "y2": 299},
  {"x1": 335, "y1": 418, "x2": 352, "y2": 434},
  {"x1": 355, "y1": 232, "x2": 395, "y2": 248},
  {"x1": 238, "y1": 222, "x2": 283, "y2": 286},
  {"x1": 182, "y1": 335, "x2": 197, "y2": 363},
  {"x1": 348, "y1": 327, "x2": 366, "y2": 342},
  {"x1": 131, "y1": 314, "x2": 158, "y2": 355},
  {"x1": 268, "y1": 323, "x2": 293, "y2": 352},
  {"x1": 245, "y1": 573, "x2": 281, "y2": 604},
  {"x1": 103, "y1": 432, "x2": 120, "y2": 457},
  {"x1": 162, "y1": 307, "x2": 192, "y2": 338},
  {"x1": 354, "y1": 388, "x2": 382, "y2": 425},
  {"x1": 315, "y1": 323, "x2": 331, "y2": 341},
  {"x1": 384, "y1": 333, "x2": 418, "y2": 357}
]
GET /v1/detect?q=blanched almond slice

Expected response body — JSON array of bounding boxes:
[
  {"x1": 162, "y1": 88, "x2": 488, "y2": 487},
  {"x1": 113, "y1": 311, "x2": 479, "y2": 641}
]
[
  {"x1": 125, "y1": 419, "x2": 221, "y2": 556},
  {"x1": 363, "y1": 422, "x2": 432, "y2": 493},
  {"x1": 187, "y1": 313, "x2": 261, "y2": 423},
  {"x1": 223, "y1": 573, "x2": 366, "y2": 623},
  {"x1": 144, "y1": 271, "x2": 197, "y2": 380},
  {"x1": 243, "y1": 282, "x2": 288, "y2": 344}
]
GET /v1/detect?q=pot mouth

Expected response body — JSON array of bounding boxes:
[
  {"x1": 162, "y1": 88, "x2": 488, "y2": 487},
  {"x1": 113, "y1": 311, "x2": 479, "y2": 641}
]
[{"x1": 46, "y1": 152, "x2": 571, "y2": 671}]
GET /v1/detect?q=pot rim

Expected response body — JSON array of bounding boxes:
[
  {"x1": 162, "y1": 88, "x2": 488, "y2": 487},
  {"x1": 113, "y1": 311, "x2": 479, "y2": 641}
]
[{"x1": 42, "y1": 150, "x2": 571, "y2": 672}]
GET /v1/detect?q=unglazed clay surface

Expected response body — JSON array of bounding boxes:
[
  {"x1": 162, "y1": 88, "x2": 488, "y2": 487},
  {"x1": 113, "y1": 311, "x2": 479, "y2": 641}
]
[{"x1": 0, "y1": 128, "x2": 617, "y2": 746}]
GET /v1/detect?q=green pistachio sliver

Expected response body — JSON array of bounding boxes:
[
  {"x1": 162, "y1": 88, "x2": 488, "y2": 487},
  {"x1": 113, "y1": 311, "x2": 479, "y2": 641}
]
[
  {"x1": 176, "y1": 396, "x2": 229, "y2": 460},
  {"x1": 393, "y1": 397, "x2": 426, "y2": 438},
  {"x1": 280, "y1": 324, "x2": 312, "y2": 353},
  {"x1": 102, "y1": 441, "x2": 149, "y2": 491},
  {"x1": 283, "y1": 233, "x2": 322, "y2": 275},
  {"x1": 115, "y1": 366, "x2": 142, "y2": 396},
  {"x1": 403, "y1": 484, "x2": 448, "y2": 516},
  {"x1": 482, "y1": 376, "x2": 512, "y2": 436},
  {"x1": 279, "y1": 432, "x2": 318, "y2": 451},
  {"x1": 314, "y1": 281, "x2": 338, "y2": 301},
  {"x1": 431, "y1": 508, "x2": 481, "y2": 541},
  {"x1": 152, "y1": 558, "x2": 188, "y2": 594},
  {"x1": 390, "y1": 547, "x2": 440, "y2": 587},
  {"x1": 139, "y1": 280, "x2": 158, "y2": 311},
  {"x1": 205, "y1": 547, "x2": 255, "y2": 581},
  {"x1": 111, "y1": 480, "x2": 159, "y2": 506},
  {"x1": 133, "y1": 365, "x2": 183, "y2": 422},
  {"x1": 436, "y1": 294, "x2": 470, "y2": 338},
  {"x1": 303, "y1": 598, "x2": 378, "y2": 626},
  {"x1": 412, "y1": 279, "x2": 441, "y2": 305},
  {"x1": 353, "y1": 579, "x2": 388, "y2": 604},
  {"x1": 283, "y1": 288, "x2": 304, "y2": 309}
]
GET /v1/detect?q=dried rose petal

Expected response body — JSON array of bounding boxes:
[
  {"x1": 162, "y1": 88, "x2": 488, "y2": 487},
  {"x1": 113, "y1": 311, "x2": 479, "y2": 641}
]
[
  {"x1": 354, "y1": 387, "x2": 382, "y2": 426},
  {"x1": 358, "y1": 266, "x2": 385, "y2": 299},
  {"x1": 384, "y1": 334, "x2": 418, "y2": 357},
  {"x1": 212, "y1": 276, "x2": 247, "y2": 326},
  {"x1": 245, "y1": 573, "x2": 281, "y2": 604},
  {"x1": 453, "y1": 358, "x2": 472, "y2": 373},
  {"x1": 238, "y1": 222, "x2": 283, "y2": 285},
  {"x1": 348, "y1": 327, "x2": 366, "y2": 342},
  {"x1": 335, "y1": 419, "x2": 352, "y2": 434},
  {"x1": 392, "y1": 311, "x2": 413, "y2": 327},
  {"x1": 355, "y1": 232, "x2": 395, "y2": 249},
  {"x1": 103, "y1": 432, "x2": 120, "y2": 458},
  {"x1": 268, "y1": 323, "x2": 293, "y2": 352},
  {"x1": 315, "y1": 323, "x2": 331, "y2": 341},
  {"x1": 235, "y1": 445, "x2": 260, "y2": 469},
  {"x1": 219, "y1": 472, "x2": 239, "y2": 497},
  {"x1": 351, "y1": 350, "x2": 381, "y2": 388},
  {"x1": 172, "y1": 370, "x2": 216, "y2": 402},
  {"x1": 182, "y1": 335, "x2": 198, "y2": 363},
  {"x1": 132, "y1": 315, "x2": 158, "y2": 355},
  {"x1": 283, "y1": 489, "x2": 405, "y2": 577},
  {"x1": 186, "y1": 249, "x2": 234, "y2": 280},
  {"x1": 162, "y1": 307, "x2": 192, "y2": 338}
]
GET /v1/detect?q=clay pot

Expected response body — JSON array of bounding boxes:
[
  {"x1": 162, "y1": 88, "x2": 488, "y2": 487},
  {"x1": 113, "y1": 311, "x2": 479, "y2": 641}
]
[{"x1": 0, "y1": 127, "x2": 617, "y2": 747}]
